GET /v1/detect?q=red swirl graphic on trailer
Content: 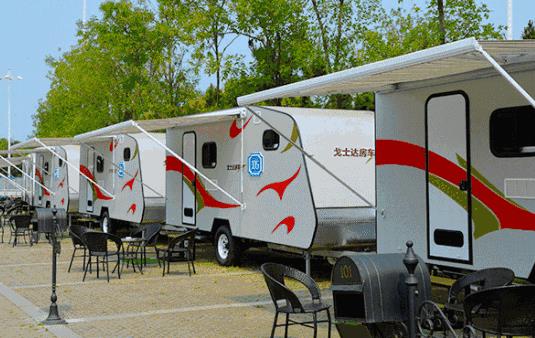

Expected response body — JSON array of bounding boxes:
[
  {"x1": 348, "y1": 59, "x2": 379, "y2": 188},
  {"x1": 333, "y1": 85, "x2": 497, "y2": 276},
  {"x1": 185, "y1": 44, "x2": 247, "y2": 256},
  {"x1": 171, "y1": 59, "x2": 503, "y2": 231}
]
[
  {"x1": 122, "y1": 170, "x2": 138, "y2": 191},
  {"x1": 35, "y1": 169, "x2": 50, "y2": 196},
  {"x1": 79, "y1": 165, "x2": 113, "y2": 201},
  {"x1": 229, "y1": 116, "x2": 253, "y2": 139},
  {"x1": 257, "y1": 166, "x2": 301, "y2": 200},
  {"x1": 166, "y1": 156, "x2": 239, "y2": 209},
  {"x1": 128, "y1": 203, "x2": 137, "y2": 214},
  {"x1": 272, "y1": 216, "x2": 295, "y2": 234},
  {"x1": 109, "y1": 139, "x2": 119, "y2": 152},
  {"x1": 376, "y1": 139, "x2": 535, "y2": 232},
  {"x1": 58, "y1": 178, "x2": 65, "y2": 189}
]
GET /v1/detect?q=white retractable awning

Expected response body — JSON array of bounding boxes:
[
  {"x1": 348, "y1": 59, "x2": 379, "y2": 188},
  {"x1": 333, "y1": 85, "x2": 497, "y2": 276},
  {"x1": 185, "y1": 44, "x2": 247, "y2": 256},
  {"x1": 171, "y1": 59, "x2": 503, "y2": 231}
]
[
  {"x1": 73, "y1": 109, "x2": 247, "y2": 208},
  {"x1": 237, "y1": 38, "x2": 535, "y2": 107},
  {"x1": 74, "y1": 108, "x2": 245, "y2": 141},
  {"x1": 10, "y1": 137, "x2": 79, "y2": 150}
]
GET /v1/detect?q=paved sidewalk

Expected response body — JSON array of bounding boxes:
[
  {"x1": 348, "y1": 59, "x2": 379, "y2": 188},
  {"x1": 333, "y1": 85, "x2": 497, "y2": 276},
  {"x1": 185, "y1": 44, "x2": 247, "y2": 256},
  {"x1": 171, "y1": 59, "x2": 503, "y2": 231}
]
[{"x1": 0, "y1": 238, "x2": 338, "y2": 337}]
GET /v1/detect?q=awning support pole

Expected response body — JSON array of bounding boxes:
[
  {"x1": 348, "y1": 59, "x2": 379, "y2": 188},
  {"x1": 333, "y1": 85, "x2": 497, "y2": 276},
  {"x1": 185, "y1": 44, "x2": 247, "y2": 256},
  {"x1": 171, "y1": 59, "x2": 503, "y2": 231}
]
[
  {"x1": 245, "y1": 106, "x2": 374, "y2": 207},
  {"x1": 477, "y1": 45, "x2": 535, "y2": 109},
  {"x1": 34, "y1": 139, "x2": 115, "y2": 199},
  {"x1": 0, "y1": 154, "x2": 54, "y2": 195},
  {"x1": 132, "y1": 121, "x2": 244, "y2": 209},
  {"x1": 78, "y1": 142, "x2": 163, "y2": 198}
]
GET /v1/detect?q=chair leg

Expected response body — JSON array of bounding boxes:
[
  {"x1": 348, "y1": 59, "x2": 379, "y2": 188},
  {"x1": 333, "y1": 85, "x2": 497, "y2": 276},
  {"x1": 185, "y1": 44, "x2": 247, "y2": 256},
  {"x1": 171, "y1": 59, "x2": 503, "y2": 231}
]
[
  {"x1": 284, "y1": 313, "x2": 289, "y2": 338},
  {"x1": 167, "y1": 260, "x2": 170, "y2": 275},
  {"x1": 105, "y1": 255, "x2": 110, "y2": 283},
  {"x1": 326, "y1": 309, "x2": 331, "y2": 338},
  {"x1": 68, "y1": 247, "x2": 77, "y2": 273},
  {"x1": 83, "y1": 248, "x2": 86, "y2": 271},
  {"x1": 313, "y1": 312, "x2": 317, "y2": 338},
  {"x1": 96, "y1": 256, "x2": 100, "y2": 279},
  {"x1": 270, "y1": 312, "x2": 278, "y2": 338},
  {"x1": 162, "y1": 259, "x2": 166, "y2": 277},
  {"x1": 191, "y1": 259, "x2": 196, "y2": 274},
  {"x1": 83, "y1": 256, "x2": 91, "y2": 282},
  {"x1": 117, "y1": 254, "x2": 121, "y2": 279}
]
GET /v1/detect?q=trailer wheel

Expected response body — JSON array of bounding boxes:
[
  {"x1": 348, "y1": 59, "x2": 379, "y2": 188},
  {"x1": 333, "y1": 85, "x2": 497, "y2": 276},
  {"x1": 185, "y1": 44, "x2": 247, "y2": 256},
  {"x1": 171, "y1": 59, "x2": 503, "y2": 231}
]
[
  {"x1": 100, "y1": 211, "x2": 113, "y2": 234},
  {"x1": 214, "y1": 226, "x2": 241, "y2": 266}
]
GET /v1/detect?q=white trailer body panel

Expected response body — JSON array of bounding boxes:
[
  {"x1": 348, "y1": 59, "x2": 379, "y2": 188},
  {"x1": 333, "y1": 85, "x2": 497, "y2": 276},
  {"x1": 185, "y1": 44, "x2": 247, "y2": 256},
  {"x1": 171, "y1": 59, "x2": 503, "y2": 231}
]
[
  {"x1": 375, "y1": 68, "x2": 535, "y2": 278},
  {"x1": 166, "y1": 107, "x2": 375, "y2": 251}
]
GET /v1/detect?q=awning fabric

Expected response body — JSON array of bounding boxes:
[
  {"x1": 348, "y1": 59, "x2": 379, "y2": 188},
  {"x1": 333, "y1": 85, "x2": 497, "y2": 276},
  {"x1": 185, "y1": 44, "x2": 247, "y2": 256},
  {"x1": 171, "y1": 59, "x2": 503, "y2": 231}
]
[
  {"x1": 237, "y1": 38, "x2": 535, "y2": 105},
  {"x1": 10, "y1": 138, "x2": 78, "y2": 151},
  {"x1": 74, "y1": 108, "x2": 245, "y2": 141}
]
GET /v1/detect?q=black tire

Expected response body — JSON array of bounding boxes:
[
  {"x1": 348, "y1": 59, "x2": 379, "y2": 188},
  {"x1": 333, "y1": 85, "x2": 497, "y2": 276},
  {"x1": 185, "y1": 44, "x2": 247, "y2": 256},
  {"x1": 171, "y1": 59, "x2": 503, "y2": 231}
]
[
  {"x1": 214, "y1": 226, "x2": 241, "y2": 266},
  {"x1": 100, "y1": 210, "x2": 113, "y2": 233}
]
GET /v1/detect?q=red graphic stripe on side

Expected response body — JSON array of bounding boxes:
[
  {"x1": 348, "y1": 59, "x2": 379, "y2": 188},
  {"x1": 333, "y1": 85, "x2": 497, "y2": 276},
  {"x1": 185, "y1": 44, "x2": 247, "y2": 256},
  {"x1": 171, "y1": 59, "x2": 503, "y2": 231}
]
[
  {"x1": 376, "y1": 139, "x2": 535, "y2": 231},
  {"x1": 79, "y1": 165, "x2": 113, "y2": 201},
  {"x1": 109, "y1": 139, "x2": 119, "y2": 152},
  {"x1": 35, "y1": 169, "x2": 50, "y2": 196},
  {"x1": 128, "y1": 203, "x2": 137, "y2": 214},
  {"x1": 166, "y1": 156, "x2": 239, "y2": 209},
  {"x1": 257, "y1": 166, "x2": 301, "y2": 200},
  {"x1": 229, "y1": 116, "x2": 253, "y2": 139},
  {"x1": 272, "y1": 216, "x2": 295, "y2": 234},
  {"x1": 58, "y1": 178, "x2": 65, "y2": 189},
  {"x1": 122, "y1": 171, "x2": 138, "y2": 191}
]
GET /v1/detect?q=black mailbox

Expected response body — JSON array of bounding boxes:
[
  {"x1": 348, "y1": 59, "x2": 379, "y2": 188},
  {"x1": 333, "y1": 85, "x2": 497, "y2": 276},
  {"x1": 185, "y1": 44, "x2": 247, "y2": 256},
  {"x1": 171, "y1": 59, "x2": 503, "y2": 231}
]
[
  {"x1": 36, "y1": 208, "x2": 68, "y2": 234},
  {"x1": 331, "y1": 253, "x2": 431, "y2": 326}
]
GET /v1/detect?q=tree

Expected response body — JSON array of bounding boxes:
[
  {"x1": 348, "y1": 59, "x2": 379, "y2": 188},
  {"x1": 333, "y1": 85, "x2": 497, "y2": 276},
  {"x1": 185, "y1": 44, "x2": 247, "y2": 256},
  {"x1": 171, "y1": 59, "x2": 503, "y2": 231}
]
[{"x1": 523, "y1": 20, "x2": 535, "y2": 39}]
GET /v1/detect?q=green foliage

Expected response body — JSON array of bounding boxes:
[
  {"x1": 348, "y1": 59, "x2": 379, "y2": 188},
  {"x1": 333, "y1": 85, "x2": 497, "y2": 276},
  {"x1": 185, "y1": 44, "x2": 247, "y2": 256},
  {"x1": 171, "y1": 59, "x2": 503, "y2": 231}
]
[
  {"x1": 34, "y1": 0, "x2": 504, "y2": 137},
  {"x1": 523, "y1": 20, "x2": 535, "y2": 39}
]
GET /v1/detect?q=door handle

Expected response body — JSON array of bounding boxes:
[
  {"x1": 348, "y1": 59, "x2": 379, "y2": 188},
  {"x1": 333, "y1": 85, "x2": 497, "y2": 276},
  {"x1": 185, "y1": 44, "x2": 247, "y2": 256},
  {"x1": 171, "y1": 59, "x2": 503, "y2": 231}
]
[{"x1": 459, "y1": 180, "x2": 469, "y2": 191}]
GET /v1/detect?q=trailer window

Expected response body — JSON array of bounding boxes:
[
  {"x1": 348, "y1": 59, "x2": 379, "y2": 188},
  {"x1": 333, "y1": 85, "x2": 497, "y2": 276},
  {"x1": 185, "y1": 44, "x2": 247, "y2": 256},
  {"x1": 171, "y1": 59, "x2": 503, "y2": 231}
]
[
  {"x1": 96, "y1": 156, "x2": 105, "y2": 173},
  {"x1": 202, "y1": 142, "x2": 217, "y2": 168},
  {"x1": 58, "y1": 158, "x2": 63, "y2": 167},
  {"x1": 44, "y1": 162, "x2": 49, "y2": 172},
  {"x1": 263, "y1": 130, "x2": 280, "y2": 151},
  {"x1": 490, "y1": 105, "x2": 535, "y2": 157},
  {"x1": 123, "y1": 147, "x2": 131, "y2": 161}
]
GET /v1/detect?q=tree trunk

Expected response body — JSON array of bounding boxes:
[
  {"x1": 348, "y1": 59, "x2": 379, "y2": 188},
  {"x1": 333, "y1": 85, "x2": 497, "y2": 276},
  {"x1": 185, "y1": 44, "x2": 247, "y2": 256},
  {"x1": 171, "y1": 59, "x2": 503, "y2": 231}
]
[
  {"x1": 310, "y1": 0, "x2": 331, "y2": 73},
  {"x1": 437, "y1": 0, "x2": 446, "y2": 44}
]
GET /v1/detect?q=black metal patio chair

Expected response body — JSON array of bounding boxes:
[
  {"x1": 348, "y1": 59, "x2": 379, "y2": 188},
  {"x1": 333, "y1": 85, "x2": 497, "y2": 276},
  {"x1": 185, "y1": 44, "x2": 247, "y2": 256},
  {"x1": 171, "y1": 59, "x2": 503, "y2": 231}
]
[
  {"x1": 464, "y1": 284, "x2": 535, "y2": 337},
  {"x1": 128, "y1": 223, "x2": 161, "y2": 270},
  {"x1": 155, "y1": 230, "x2": 196, "y2": 277},
  {"x1": 9, "y1": 214, "x2": 33, "y2": 247},
  {"x1": 67, "y1": 224, "x2": 89, "y2": 273},
  {"x1": 444, "y1": 267, "x2": 514, "y2": 327},
  {"x1": 82, "y1": 231, "x2": 122, "y2": 282},
  {"x1": 261, "y1": 263, "x2": 331, "y2": 338}
]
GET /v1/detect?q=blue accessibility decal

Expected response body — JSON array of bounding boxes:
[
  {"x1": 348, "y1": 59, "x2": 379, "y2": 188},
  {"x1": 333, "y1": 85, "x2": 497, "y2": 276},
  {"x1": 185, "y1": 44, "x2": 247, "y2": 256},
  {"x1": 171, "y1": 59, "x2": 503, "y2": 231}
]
[{"x1": 247, "y1": 152, "x2": 264, "y2": 177}]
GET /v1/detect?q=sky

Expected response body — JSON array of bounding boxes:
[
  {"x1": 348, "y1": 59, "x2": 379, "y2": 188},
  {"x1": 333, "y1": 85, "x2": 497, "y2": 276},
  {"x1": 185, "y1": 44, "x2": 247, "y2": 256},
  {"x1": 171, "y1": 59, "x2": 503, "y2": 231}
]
[{"x1": 0, "y1": 0, "x2": 533, "y2": 142}]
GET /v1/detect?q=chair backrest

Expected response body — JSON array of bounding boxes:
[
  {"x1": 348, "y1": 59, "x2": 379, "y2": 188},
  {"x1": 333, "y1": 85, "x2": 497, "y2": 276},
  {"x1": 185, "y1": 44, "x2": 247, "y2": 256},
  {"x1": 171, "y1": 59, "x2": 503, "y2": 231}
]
[
  {"x1": 448, "y1": 267, "x2": 514, "y2": 304},
  {"x1": 261, "y1": 263, "x2": 321, "y2": 313},
  {"x1": 464, "y1": 285, "x2": 535, "y2": 336},
  {"x1": 169, "y1": 230, "x2": 195, "y2": 250},
  {"x1": 10, "y1": 215, "x2": 32, "y2": 229},
  {"x1": 82, "y1": 231, "x2": 122, "y2": 253},
  {"x1": 142, "y1": 223, "x2": 161, "y2": 246},
  {"x1": 69, "y1": 224, "x2": 89, "y2": 246}
]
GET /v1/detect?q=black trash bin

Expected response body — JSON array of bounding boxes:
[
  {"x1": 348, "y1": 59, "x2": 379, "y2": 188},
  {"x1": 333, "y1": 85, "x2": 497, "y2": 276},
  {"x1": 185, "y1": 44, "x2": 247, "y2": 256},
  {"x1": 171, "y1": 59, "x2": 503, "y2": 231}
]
[{"x1": 331, "y1": 253, "x2": 432, "y2": 337}]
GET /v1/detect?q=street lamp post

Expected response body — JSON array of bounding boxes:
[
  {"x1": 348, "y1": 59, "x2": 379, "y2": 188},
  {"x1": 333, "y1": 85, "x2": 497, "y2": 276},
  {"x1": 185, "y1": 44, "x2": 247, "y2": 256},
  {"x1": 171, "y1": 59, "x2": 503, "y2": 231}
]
[{"x1": 1, "y1": 70, "x2": 23, "y2": 178}]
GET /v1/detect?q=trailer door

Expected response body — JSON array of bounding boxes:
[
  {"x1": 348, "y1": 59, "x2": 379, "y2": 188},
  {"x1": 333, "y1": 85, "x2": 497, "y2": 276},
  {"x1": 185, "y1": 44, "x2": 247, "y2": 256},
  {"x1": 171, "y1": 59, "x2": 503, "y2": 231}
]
[
  {"x1": 426, "y1": 92, "x2": 472, "y2": 263},
  {"x1": 182, "y1": 132, "x2": 196, "y2": 225},
  {"x1": 86, "y1": 148, "x2": 95, "y2": 212}
]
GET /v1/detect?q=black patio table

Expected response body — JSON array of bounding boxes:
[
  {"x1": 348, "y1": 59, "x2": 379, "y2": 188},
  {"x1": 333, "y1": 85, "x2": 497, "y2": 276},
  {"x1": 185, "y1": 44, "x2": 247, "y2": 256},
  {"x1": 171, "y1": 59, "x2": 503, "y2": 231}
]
[{"x1": 121, "y1": 236, "x2": 144, "y2": 273}]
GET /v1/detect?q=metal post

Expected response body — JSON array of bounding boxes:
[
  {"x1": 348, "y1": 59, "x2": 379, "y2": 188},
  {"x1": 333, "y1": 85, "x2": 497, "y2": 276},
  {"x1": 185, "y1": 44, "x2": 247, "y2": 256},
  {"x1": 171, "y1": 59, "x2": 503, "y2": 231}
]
[
  {"x1": 403, "y1": 241, "x2": 418, "y2": 338},
  {"x1": 305, "y1": 251, "x2": 311, "y2": 276},
  {"x1": 42, "y1": 208, "x2": 66, "y2": 325}
]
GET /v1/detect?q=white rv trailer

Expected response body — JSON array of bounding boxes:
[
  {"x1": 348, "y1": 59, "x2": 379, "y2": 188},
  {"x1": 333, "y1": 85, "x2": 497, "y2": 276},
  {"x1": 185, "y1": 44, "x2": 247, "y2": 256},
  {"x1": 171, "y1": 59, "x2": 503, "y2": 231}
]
[
  {"x1": 238, "y1": 38, "x2": 535, "y2": 278},
  {"x1": 10, "y1": 138, "x2": 81, "y2": 213},
  {"x1": 71, "y1": 132, "x2": 166, "y2": 232},
  {"x1": 70, "y1": 107, "x2": 376, "y2": 268},
  {"x1": 0, "y1": 157, "x2": 28, "y2": 198}
]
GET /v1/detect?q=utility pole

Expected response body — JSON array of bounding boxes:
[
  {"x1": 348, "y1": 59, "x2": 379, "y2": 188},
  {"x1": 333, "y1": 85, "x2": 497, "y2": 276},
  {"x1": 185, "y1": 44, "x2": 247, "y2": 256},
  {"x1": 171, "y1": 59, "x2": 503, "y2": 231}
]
[
  {"x1": 1, "y1": 70, "x2": 23, "y2": 178},
  {"x1": 507, "y1": 0, "x2": 513, "y2": 40}
]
